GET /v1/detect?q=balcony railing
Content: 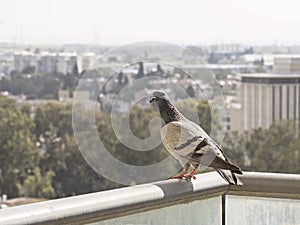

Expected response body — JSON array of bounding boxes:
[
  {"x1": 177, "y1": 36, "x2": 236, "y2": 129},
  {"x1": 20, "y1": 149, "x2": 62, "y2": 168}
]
[{"x1": 0, "y1": 171, "x2": 300, "y2": 225}]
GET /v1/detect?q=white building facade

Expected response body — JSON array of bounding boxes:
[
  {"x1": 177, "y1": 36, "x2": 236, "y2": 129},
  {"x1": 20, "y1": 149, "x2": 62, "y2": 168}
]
[
  {"x1": 12, "y1": 51, "x2": 98, "y2": 75},
  {"x1": 273, "y1": 57, "x2": 300, "y2": 74},
  {"x1": 241, "y1": 74, "x2": 300, "y2": 131}
]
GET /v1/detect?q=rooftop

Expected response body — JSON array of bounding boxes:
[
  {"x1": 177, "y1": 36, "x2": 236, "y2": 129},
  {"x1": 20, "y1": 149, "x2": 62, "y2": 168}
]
[
  {"x1": 240, "y1": 73, "x2": 300, "y2": 84},
  {"x1": 241, "y1": 73, "x2": 300, "y2": 78}
]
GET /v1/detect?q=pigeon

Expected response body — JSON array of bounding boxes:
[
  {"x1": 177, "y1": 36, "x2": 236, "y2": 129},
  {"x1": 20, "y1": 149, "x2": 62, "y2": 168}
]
[{"x1": 150, "y1": 90, "x2": 243, "y2": 185}]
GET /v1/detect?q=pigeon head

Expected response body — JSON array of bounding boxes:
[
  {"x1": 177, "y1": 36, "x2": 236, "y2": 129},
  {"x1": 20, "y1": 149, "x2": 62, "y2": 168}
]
[
  {"x1": 149, "y1": 90, "x2": 169, "y2": 103},
  {"x1": 150, "y1": 90, "x2": 182, "y2": 123}
]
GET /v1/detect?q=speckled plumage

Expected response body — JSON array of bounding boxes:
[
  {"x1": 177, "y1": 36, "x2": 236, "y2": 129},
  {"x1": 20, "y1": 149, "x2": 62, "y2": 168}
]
[{"x1": 150, "y1": 90, "x2": 243, "y2": 185}]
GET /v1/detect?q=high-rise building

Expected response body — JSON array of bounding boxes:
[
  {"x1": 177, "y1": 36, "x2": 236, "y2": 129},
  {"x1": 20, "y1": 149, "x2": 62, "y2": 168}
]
[
  {"x1": 241, "y1": 73, "x2": 300, "y2": 131},
  {"x1": 56, "y1": 52, "x2": 78, "y2": 75},
  {"x1": 36, "y1": 52, "x2": 57, "y2": 74},
  {"x1": 273, "y1": 57, "x2": 300, "y2": 74},
  {"x1": 13, "y1": 51, "x2": 37, "y2": 73},
  {"x1": 81, "y1": 52, "x2": 96, "y2": 72},
  {"x1": 12, "y1": 51, "x2": 95, "y2": 75}
]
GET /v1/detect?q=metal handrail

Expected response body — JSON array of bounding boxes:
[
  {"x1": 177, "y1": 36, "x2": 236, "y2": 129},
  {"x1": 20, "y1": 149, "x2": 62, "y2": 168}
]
[{"x1": 0, "y1": 171, "x2": 299, "y2": 225}]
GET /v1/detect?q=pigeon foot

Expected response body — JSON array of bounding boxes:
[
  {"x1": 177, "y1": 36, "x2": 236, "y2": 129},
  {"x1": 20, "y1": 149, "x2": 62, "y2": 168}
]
[
  {"x1": 169, "y1": 170, "x2": 186, "y2": 179},
  {"x1": 183, "y1": 168, "x2": 197, "y2": 180},
  {"x1": 183, "y1": 175, "x2": 196, "y2": 180}
]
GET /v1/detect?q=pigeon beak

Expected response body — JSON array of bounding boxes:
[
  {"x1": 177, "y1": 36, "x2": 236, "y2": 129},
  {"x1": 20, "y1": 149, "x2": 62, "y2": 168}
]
[{"x1": 150, "y1": 97, "x2": 156, "y2": 103}]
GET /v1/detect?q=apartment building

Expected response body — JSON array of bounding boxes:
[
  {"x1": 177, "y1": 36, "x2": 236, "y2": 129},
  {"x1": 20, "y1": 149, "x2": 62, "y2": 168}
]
[{"x1": 241, "y1": 73, "x2": 300, "y2": 130}]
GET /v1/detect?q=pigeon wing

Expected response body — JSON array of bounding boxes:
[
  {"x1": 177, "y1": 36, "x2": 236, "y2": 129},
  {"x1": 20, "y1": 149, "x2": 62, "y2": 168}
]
[
  {"x1": 161, "y1": 119, "x2": 242, "y2": 174},
  {"x1": 161, "y1": 120, "x2": 206, "y2": 167},
  {"x1": 189, "y1": 139, "x2": 242, "y2": 172}
]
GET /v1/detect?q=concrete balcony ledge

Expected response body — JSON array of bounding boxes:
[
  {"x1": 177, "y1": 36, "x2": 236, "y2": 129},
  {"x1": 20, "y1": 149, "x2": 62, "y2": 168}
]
[
  {"x1": 0, "y1": 171, "x2": 300, "y2": 225},
  {"x1": 229, "y1": 172, "x2": 300, "y2": 197}
]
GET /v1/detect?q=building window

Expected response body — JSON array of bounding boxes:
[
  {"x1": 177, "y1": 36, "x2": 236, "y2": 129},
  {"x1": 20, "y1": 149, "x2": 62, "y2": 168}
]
[
  {"x1": 294, "y1": 86, "x2": 297, "y2": 120},
  {"x1": 279, "y1": 86, "x2": 282, "y2": 120},
  {"x1": 299, "y1": 86, "x2": 300, "y2": 122},
  {"x1": 287, "y1": 86, "x2": 289, "y2": 120},
  {"x1": 272, "y1": 86, "x2": 275, "y2": 123}
]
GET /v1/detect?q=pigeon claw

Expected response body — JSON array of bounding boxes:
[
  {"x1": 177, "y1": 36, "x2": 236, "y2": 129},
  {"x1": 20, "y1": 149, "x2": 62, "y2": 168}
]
[
  {"x1": 169, "y1": 170, "x2": 186, "y2": 179},
  {"x1": 170, "y1": 174, "x2": 185, "y2": 179},
  {"x1": 182, "y1": 168, "x2": 197, "y2": 180},
  {"x1": 183, "y1": 175, "x2": 196, "y2": 180}
]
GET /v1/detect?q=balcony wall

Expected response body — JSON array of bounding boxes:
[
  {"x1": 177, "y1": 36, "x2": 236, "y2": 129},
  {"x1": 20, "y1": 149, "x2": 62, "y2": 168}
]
[{"x1": 0, "y1": 172, "x2": 299, "y2": 225}]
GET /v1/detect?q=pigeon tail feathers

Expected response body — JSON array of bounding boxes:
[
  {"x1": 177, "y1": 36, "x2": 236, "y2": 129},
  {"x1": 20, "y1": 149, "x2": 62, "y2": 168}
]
[{"x1": 217, "y1": 169, "x2": 243, "y2": 185}]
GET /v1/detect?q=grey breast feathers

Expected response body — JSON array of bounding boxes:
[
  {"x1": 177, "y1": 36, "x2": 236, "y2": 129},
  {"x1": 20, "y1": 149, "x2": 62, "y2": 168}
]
[{"x1": 160, "y1": 120, "x2": 207, "y2": 166}]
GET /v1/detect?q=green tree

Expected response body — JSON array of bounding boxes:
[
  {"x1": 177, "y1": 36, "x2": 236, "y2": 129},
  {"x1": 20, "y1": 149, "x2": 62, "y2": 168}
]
[
  {"x1": 223, "y1": 120, "x2": 300, "y2": 174},
  {"x1": 35, "y1": 102, "x2": 75, "y2": 197},
  {"x1": 0, "y1": 74, "x2": 60, "y2": 99},
  {"x1": 35, "y1": 102, "x2": 121, "y2": 197},
  {"x1": 176, "y1": 98, "x2": 212, "y2": 134},
  {"x1": 0, "y1": 96, "x2": 39, "y2": 197},
  {"x1": 222, "y1": 131, "x2": 250, "y2": 170},
  {"x1": 22, "y1": 66, "x2": 36, "y2": 74},
  {"x1": 186, "y1": 84, "x2": 195, "y2": 97},
  {"x1": 196, "y1": 99, "x2": 212, "y2": 134},
  {"x1": 52, "y1": 133, "x2": 114, "y2": 197},
  {"x1": 17, "y1": 167, "x2": 55, "y2": 198},
  {"x1": 111, "y1": 106, "x2": 173, "y2": 183},
  {"x1": 250, "y1": 121, "x2": 300, "y2": 173},
  {"x1": 20, "y1": 103, "x2": 32, "y2": 117},
  {"x1": 113, "y1": 106, "x2": 167, "y2": 166}
]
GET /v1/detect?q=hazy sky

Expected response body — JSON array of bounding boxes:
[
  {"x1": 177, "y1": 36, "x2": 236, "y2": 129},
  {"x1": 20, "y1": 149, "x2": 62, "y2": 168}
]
[{"x1": 0, "y1": 0, "x2": 300, "y2": 45}]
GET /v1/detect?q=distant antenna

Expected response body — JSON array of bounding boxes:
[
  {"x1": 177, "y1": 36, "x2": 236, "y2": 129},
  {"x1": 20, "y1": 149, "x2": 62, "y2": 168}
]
[
  {"x1": 93, "y1": 27, "x2": 100, "y2": 46},
  {"x1": 12, "y1": 26, "x2": 23, "y2": 50}
]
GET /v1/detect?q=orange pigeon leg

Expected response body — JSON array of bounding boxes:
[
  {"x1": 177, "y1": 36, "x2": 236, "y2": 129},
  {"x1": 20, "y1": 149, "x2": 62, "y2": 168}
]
[
  {"x1": 183, "y1": 165, "x2": 199, "y2": 180},
  {"x1": 170, "y1": 169, "x2": 186, "y2": 179}
]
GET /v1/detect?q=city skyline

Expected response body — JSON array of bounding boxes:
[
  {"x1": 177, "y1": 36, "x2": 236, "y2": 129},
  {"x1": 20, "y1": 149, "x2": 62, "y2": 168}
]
[{"x1": 0, "y1": 0, "x2": 300, "y2": 45}]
